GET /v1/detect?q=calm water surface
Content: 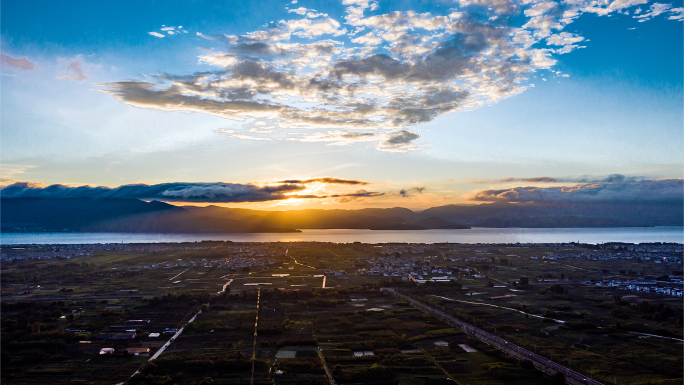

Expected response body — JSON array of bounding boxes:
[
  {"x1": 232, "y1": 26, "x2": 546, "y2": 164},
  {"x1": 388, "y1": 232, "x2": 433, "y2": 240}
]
[{"x1": 1, "y1": 227, "x2": 682, "y2": 245}]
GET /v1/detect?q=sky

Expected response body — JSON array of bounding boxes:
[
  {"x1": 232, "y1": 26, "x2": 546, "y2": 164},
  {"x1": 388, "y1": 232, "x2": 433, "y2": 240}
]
[{"x1": 1, "y1": 0, "x2": 682, "y2": 210}]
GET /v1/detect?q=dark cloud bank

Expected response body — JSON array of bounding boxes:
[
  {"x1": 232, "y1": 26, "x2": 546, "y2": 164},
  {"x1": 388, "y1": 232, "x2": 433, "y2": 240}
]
[
  {"x1": 0, "y1": 180, "x2": 378, "y2": 203},
  {"x1": 471, "y1": 179, "x2": 683, "y2": 203},
  {"x1": 1, "y1": 177, "x2": 681, "y2": 232}
]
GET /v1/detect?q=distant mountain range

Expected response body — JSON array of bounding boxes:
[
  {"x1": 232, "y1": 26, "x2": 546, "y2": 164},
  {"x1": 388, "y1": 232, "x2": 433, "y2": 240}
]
[{"x1": 1, "y1": 197, "x2": 681, "y2": 233}]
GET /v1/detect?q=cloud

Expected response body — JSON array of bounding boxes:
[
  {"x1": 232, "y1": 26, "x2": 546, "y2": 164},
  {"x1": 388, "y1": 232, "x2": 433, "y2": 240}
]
[
  {"x1": 215, "y1": 128, "x2": 273, "y2": 141},
  {"x1": 58, "y1": 61, "x2": 87, "y2": 81},
  {"x1": 286, "y1": 129, "x2": 426, "y2": 152},
  {"x1": 98, "y1": 0, "x2": 681, "y2": 152},
  {"x1": 465, "y1": 174, "x2": 649, "y2": 184},
  {"x1": 633, "y1": 3, "x2": 682, "y2": 22},
  {"x1": 351, "y1": 32, "x2": 382, "y2": 45},
  {"x1": 287, "y1": 131, "x2": 380, "y2": 145},
  {"x1": 277, "y1": 177, "x2": 369, "y2": 185},
  {"x1": 398, "y1": 186, "x2": 427, "y2": 197},
  {"x1": 1, "y1": 54, "x2": 35, "y2": 70},
  {"x1": 466, "y1": 176, "x2": 561, "y2": 184},
  {"x1": 0, "y1": 164, "x2": 38, "y2": 184},
  {"x1": 581, "y1": 0, "x2": 649, "y2": 17},
  {"x1": 456, "y1": 0, "x2": 520, "y2": 15},
  {"x1": 0, "y1": 181, "x2": 385, "y2": 203},
  {"x1": 668, "y1": 7, "x2": 684, "y2": 20},
  {"x1": 546, "y1": 32, "x2": 584, "y2": 46},
  {"x1": 284, "y1": 17, "x2": 347, "y2": 37},
  {"x1": 149, "y1": 25, "x2": 188, "y2": 38},
  {"x1": 377, "y1": 130, "x2": 426, "y2": 152},
  {"x1": 469, "y1": 179, "x2": 683, "y2": 203},
  {"x1": 198, "y1": 53, "x2": 238, "y2": 67},
  {"x1": 328, "y1": 189, "x2": 384, "y2": 199},
  {"x1": 289, "y1": 7, "x2": 314, "y2": 15}
]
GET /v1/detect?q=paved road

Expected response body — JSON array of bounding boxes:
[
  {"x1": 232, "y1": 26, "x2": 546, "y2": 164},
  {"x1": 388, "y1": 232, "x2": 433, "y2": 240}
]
[
  {"x1": 124, "y1": 309, "x2": 202, "y2": 384},
  {"x1": 384, "y1": 288, "x2": 604, "y2": 385},
  {"x1": 217, "y1": 279, "x2": 234, "y2": 294},
  {"x1": 428, "y1": 295, "x2": 566, "y2": 323}
]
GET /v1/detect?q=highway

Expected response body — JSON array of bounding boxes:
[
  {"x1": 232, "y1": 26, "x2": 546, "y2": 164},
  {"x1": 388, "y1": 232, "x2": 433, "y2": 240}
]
[
  {"x1": 428, "y1": 295, "x2": 566, "y2": 323},
  {"x1": 383, "y1": 288, "x2": 604, "y2": 385}
]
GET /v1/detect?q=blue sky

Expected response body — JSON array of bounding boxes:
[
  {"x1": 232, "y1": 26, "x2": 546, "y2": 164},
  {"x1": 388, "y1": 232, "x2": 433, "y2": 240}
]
[{"x1": 1, "y1": 0, "x2": 682, "y2": 209}]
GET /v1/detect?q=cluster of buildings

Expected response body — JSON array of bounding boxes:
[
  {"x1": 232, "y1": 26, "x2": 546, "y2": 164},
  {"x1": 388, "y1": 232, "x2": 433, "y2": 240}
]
[
  {"x1": 219, "y1": 245, "x2": 287, "y2": 259},
  {"x1": 357, "y1": 255, "x2": 458, "y2": 282},
  {"x1": 534, "y1": 248, "x2": 682, "y2": 265},
  {"x1": 448, "y1": 256, "x2": 494, "y2": 262},
  {"x1": 131, "y1": 255, "x2": 278, "y2": 271},
  {"x1": 374, "y1": 245, "x2": 432, "y2": 255},
  {"x1": 213, "y1": 255, "x2": 278, "y2": 270},
  {"x1": 589, "y1": 279, "x2": 683, "y2": 297}
]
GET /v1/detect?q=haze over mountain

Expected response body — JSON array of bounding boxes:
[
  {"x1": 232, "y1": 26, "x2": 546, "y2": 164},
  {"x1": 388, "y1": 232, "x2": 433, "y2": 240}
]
[{"x1": 2, "y1": 197, "x2": 680, "y2": 233}]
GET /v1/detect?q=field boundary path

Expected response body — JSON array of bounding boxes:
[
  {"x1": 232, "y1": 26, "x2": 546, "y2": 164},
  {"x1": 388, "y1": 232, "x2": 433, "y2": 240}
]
[
  {"x1": 251, "y1": 288, "x2": 260, "y2": 385},
  {"x1": 383, "y1": 288, "x2": 604, "y2": 385},
  {"x1": 317, "y1": 349, "x2": 336, "y2": 385}
]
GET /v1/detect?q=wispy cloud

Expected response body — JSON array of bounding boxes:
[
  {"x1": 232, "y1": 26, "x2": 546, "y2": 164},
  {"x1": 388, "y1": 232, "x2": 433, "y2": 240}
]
[
  {"x1": 99, "y1": 0, "x2": 681, "y2": 151},
  {"x1": 277, "y1": 177, "x2": 369, "y2": 185},
  {"x1": 148, "y1": 25, "x2": 188, "y2": 38},
  {"x1": 215, "y1": 128, "x2": 273, "y2": 141},
  {"x1": 1, "y1": 54, "x2": 35, "y2": 70},
  {"x1": 285, "y1": 129, "x2": 427, "y2": 152},
  {"x1": 633, "y1": 3, "x2": 683, "y2": 22},
  {"x1": 58, "y1": 61, "x2": 87, "y2": 81},
  {"x1": 0, "y1": 164, "x2": 38, "y2": 184}
]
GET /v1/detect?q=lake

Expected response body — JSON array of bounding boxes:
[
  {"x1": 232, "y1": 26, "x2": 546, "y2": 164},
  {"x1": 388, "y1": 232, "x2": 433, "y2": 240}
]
[{"x1": 1, "y1": 227, "x2": 682, "y2": 245}]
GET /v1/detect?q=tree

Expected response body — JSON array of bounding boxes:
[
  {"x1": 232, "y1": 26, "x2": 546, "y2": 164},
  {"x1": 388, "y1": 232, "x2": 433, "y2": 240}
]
[{"x1": 519, "y1": 277, "x2": 529, "y2": 286}]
